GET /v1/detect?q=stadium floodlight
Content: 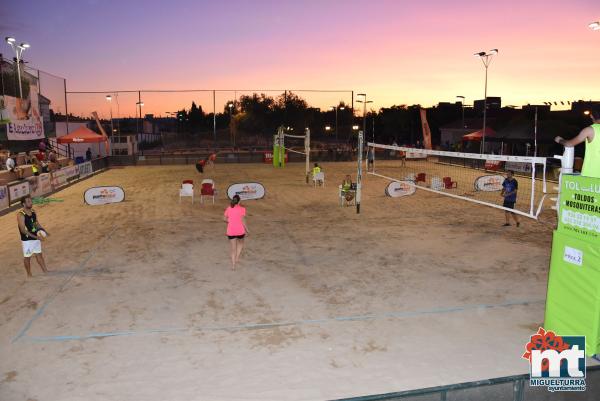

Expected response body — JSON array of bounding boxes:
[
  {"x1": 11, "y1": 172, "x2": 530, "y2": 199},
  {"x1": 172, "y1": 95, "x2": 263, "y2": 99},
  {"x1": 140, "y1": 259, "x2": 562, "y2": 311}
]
[
  {"x1": 352, "y1": 125, "x2": 359, "y2": 130},
  {"x1": 106, "y1": 95, "x2": 112, "y2": 101},
  {"x1": 584, "y1": 110, "x2": 591, "y2": 115},
  {"x1": 474, "y1": 48, "x2": 499, "y2": 153},
  {"x1": 589, "y1": 21, "x2": 600, "y2": 30},
  {"x1": 5, "y1": 36, "x2": 30, "y2": 98},
  {"x1": 325, "y1": 125, "x2": 331, "y2": 131}
]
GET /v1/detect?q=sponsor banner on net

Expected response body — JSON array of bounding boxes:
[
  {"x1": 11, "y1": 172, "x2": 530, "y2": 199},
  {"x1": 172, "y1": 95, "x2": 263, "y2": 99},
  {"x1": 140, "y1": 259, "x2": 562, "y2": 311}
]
[
  {"x1": 385, "y1": 181, "x2": 416, "y2": 197},
  {"x1": 84, "y1": 186, "x2": 125, "y2": 205},
  {"x1": 78, "y1": 161, "x2": 93, "y2": 178},
  {"x1": 227, "y1": 183, "x2": 265, "y2": 201},
  {"x1": 474, "y1": 175, "x2": 504, "y2": 192},
  {"x1": 0, "y1": 185, "x2": 9, "y2": 210},
  {"x1": 523, "y1": 327, "x2": 586, "y2": 392},
  {"x1": 8, "y1": 181, "x2": 31, "y2": 203}
]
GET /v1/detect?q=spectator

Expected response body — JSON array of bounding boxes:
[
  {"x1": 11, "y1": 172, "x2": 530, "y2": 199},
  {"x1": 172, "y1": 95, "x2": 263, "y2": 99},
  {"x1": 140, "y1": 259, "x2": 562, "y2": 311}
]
[
  {"x1": 31, "y1": 157, "x2": 41, "y2": 176},
  {"x1": 86, "y1": 148, "x2": 92, "y2": 161},
  {"x1": 6, "y1": 152, "x2": 24, "y2": 179},
  {"x1": 48, "y1": 149, "x2": 57, "y2": 163},
  {"x1": 38, "y1": 140, "x2": 47, "y2": 153},
  {"x1": 24, "y1": 150, "x2": 34, "y2": 164}
]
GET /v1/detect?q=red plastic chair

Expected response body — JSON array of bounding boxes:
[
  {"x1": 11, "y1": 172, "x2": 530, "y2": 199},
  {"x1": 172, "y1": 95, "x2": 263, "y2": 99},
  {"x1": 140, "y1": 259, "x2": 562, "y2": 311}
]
[
  {"x1": 416, "y1": 173, "x2": 426, "y2": 183},
  {"x1": 182, "y1": 179, "x2": 194, "y2": 185},
  {"x1": 443, "y1": 177, "x2": 457, "y2": 189},
  {"x1": 200, "y1": 179, "x2": 216, "y2": 204}
]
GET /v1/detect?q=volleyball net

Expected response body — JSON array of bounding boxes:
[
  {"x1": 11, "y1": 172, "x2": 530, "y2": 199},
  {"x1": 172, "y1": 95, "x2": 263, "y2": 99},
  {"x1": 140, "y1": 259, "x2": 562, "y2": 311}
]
[{"x1": 366, "y1": 143, "x2": 550, "y2": 219}]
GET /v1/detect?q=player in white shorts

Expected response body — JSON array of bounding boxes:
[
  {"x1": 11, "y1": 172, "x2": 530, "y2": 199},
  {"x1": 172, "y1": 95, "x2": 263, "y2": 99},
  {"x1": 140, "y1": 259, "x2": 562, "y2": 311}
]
[{"x1": 17, "y1": 196, "x2": 50, "y2": 278}]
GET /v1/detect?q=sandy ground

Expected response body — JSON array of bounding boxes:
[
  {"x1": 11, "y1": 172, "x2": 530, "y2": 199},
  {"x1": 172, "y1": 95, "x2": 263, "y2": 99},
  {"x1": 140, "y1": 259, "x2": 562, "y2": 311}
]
[{"x1": 0, "y1": 161, "x2": 580, "y2": 401}]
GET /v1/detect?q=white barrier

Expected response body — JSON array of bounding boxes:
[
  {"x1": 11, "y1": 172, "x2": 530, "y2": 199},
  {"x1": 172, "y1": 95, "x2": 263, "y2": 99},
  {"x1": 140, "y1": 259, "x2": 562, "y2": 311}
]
[
  {"x1": 78, "y1": 161, "x2": 93, "y2": 178},
  {"x1": 0, "y1": 186, "x2": 8, "y2": 210},
  {"x1": 8, "y1": 181, "x2": 31, "y2": 203}
]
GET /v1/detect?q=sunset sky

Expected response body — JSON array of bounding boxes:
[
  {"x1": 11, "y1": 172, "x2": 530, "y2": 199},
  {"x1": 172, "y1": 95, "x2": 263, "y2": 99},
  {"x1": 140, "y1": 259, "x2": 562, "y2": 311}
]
[{"x1": 2, "y1": 0, "x2": 599, "y2": 118}]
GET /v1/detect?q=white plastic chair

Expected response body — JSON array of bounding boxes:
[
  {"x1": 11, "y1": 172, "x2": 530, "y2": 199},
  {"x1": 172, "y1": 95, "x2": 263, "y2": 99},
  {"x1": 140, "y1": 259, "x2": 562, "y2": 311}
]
[
  {"x1": 179, "y1": 182, "x2": 194, "y2": 203},
  {"x1": 313, "y1": 172, "x2": 325, "y2": 187}
]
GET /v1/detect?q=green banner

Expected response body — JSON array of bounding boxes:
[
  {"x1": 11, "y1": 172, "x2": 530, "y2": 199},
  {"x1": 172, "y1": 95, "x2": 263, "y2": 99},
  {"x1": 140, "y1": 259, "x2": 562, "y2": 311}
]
[
  {"x1": 557, "y1": 174, "x2": 600, "y2": 242},
  {"x1": 545, "y1": 230, "x2": 600, "y2": 356}
]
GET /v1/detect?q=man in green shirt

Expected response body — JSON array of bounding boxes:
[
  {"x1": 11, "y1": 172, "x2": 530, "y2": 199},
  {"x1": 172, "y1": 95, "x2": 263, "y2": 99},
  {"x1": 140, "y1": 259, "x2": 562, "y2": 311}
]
[{"x1": 555, "y1": 106, "x2": 600, "y2": 178}]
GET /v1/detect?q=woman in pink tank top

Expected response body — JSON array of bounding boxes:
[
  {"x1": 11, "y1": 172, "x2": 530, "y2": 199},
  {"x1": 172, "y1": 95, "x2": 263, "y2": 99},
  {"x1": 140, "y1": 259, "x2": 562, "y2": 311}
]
[{"x1": 223, "y1": 195, "x2": 248, "y2": 270}]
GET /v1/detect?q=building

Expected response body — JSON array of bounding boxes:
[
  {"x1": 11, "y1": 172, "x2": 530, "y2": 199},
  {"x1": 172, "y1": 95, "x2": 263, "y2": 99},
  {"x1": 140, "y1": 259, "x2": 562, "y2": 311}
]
[
  {"x1": 571, "y1": 100, "x2": 600, "y2": 115},
  {"x1": 473, "y1": 97, "x2": 501, "y2": 113}
]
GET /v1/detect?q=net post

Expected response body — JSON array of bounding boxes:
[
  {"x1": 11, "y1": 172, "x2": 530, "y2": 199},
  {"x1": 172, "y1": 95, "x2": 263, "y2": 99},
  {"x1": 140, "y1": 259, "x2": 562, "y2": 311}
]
[
  {"x1": 305, "y1": 127, "x2": 310, "y2": 183},
  {"x1": 530, "y1": 161, "x2": 536, "y2": 216},
  {"x1": 356, "y1": 131, "x2": 364, "y2": 214}
]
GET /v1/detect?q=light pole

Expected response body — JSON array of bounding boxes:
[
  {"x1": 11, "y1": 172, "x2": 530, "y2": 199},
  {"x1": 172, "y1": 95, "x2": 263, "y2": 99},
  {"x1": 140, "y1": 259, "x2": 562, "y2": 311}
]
[
  {"x1": 330, "y1": 105, "x2": 345, "y2": 143},
  {"x1": 356, "y1": 94, "x2": 372, "y2": 141},
  {"x1": 228, "y1": 103, "x2": 234, "y2": 147},
  {"x1": 136, "y1": 101, "x2": 144, "y2": 145},
  {"x1": 105, "y1": 95, "x2": 115, "y2": 136},
  {"x1": 5, "y1": 37, "x2": 30, "y2": 99},
  {"x1": 456, "y1": 95, "x2": 465, "y2": 128},
  {"x1": 474, "y1": 48, "x2": 498, "y2": 154}
]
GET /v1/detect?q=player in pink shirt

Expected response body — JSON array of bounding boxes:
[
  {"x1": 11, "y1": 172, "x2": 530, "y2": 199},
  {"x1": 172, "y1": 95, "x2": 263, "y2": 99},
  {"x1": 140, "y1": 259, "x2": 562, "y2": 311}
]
[{"x1": 223, "y1": 195, "x2": 248, "y2": 270}]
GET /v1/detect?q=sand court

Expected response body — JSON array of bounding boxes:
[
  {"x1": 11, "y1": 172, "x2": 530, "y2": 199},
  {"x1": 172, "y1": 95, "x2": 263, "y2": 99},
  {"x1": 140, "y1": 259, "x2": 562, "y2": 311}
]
[{"x1": 0, "y1": 162, "x2": 568, "y2": 400}]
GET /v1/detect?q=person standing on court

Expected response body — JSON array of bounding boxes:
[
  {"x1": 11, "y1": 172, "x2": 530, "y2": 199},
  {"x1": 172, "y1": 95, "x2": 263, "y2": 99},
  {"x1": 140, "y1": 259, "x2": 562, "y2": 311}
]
[
  {"x1": 17, "y1": 195, "x2": 50, "y2": 278},
  {"x1": 501, "y1": 170, "x2": 520, "y2": 227},
  {"x1": 224, "y1": 195, "x2": 248, "y2": 270},
  {"x1": 555, "y1": 105, "x2": 600, "y2": 179}
]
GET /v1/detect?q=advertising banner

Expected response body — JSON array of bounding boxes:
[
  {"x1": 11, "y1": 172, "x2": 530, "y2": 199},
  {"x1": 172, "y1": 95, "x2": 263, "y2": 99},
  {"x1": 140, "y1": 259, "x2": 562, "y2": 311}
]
[
  {"x1": 385, "y1": 181, "x2": 416, "y2": 197},
  {"x1": 84, "y1": 186, "x2": 125, "y2": 205},
  {"x1": 505, "y1": 161, "x2": 532, "y2": 174},
  {"x1": 51, "y1": 169, "x2": 67, "y2": 188},
  {"x1": 8, "y1": 181, "x2": 30, "y2": 203},
  {"x1": 405, "y1": 151, "x2": 427, "y2": 159},
  {"x1": 29, "y1": 173, "x2": 52, "y2": 197},
  {"x1": 227, "y1": 183, "x2": 266, "y2": 200},
  {"x1": 474, "y1": 175, "x2": 504, "y2": 192},
  {"x1": 78, "y1": 161, "x2": 93, "y2": 178},
  {"x1": 484, "y1": 160, "x2": 504, "y2": 171},
  {"x1": 0, "y1": 185, "x2": 8, "y2": 210},
  {"x1": 2, "y1": 77, "x2": 44, "y2": 140},
  {"x1": 62, "y1": 165, "x2": 80, "y2": 182},
  {"x1": 419, "y1": 108, "x2": 432, "y2": 150},
  {"x1": 558, "y1": 174, "x2": 600, "y2": 242}
]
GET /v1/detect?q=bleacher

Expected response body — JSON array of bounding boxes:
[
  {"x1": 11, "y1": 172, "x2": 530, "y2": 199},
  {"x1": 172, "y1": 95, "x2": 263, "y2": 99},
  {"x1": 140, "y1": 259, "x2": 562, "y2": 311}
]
[{"x1": 0, "y1": 149, "x2": 72, "y2": 187}]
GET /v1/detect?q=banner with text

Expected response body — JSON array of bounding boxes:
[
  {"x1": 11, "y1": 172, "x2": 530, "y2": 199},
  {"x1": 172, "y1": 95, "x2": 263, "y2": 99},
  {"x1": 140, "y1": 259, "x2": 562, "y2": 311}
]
[{"x1": 3, "y1": 77, "x2": 45, "y2": 140}]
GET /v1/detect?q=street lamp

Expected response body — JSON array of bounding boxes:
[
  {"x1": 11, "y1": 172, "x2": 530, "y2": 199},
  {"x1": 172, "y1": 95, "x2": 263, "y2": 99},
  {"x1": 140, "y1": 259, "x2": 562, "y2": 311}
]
[
  {"x1": 456, "y1": 95, "x2": 465, "y2": 128},
  {"x1": 356, "y1": 94, "x2": 373, "y2": 141},
  {"x1": 474, "y1": 48, "x2": 498, "y2": 153},
  {"x1": 5, "y1": 37, "x2": 30, "y2": 99},
  {"x1": 589, "y1": 21, "x2": 600, "y2": 31},
  {"x1": 105, "y1": 95, "x2": 115, "y2": 147}
]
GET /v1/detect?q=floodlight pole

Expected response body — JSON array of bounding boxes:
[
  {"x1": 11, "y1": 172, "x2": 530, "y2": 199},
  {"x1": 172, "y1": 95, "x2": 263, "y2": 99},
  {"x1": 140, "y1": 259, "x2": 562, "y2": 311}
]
[
  {"x1": 356, "y1": 130, "x2": 364, "y2": 214},
  {"x1": 475, "y1": 49, "x2": 498, "y2": 154}
]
